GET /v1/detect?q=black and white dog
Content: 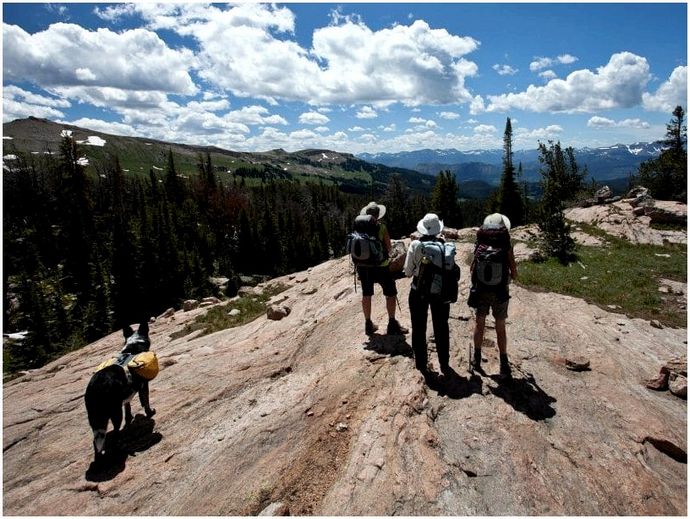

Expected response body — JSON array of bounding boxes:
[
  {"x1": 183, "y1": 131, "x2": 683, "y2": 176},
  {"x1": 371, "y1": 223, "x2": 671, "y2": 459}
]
[{"x1": 84, "y1": 322, "x2": 156, "y2": 461}]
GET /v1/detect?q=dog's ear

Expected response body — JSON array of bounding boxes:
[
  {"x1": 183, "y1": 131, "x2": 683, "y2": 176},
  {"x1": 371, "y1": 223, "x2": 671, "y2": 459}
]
[
  {"x1": 123, "y1": 325, "x2": 134, "y2": 339},
  {"x1": 138, "y1": 321, "x2": 149, "y2": 337}
]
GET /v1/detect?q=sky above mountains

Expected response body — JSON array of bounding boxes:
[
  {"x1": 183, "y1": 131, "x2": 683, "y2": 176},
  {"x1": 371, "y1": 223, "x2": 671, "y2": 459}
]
[{"x1": 2, "y1": 2, "x2": 687, "y2": 153}]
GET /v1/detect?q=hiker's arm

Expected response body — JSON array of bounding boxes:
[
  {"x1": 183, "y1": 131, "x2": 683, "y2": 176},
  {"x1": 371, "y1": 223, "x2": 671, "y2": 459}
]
[
  {"x1": 403, "y1": 241, "x2": 418, "y2": 277},
  {"x1": 382, "y1": 227, "x2": 392, "y2": 253},
  {"x1": 508, "y1": 247, "x2": 517, "y2": 280}
]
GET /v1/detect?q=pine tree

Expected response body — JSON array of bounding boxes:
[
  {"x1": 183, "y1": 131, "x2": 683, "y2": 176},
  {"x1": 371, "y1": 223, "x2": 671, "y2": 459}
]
[
  {"x1": 537, "y1": 141, "x2": 576, "y2": 264},
  {"x1": 382, "y1": 174, "x2": 411, "y2": 238},
  {"x1": 431, "y1": 170, "x2": 462, "y2": 227},
  {"x1": 638, "y1": 105, "x2": 687, "y2": 201},
  {"x1": 498, "y1": 117, "x2": 525, "y2": 226}
]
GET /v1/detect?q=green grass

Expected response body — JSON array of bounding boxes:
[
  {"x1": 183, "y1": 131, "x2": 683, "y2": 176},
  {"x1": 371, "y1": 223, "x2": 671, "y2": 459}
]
[
  {"x1": 517, "y1": 226, "x2": 687, "y2": 328},
  {"x1": 169, "y1": 282, "x2": 289, "y2": 340}
]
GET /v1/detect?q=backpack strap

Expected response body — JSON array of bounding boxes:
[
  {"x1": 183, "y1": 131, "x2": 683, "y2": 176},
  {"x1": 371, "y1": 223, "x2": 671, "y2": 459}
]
[{"x1": 115, "y1": 353, "x2": 135, "y2": 385}]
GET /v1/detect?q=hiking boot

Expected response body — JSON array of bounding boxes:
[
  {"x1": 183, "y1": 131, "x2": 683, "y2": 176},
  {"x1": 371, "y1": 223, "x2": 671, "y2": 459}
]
[
  {"x1": 386, "y1": 319, "x2": 408, "y2": 335},
  {"x1": 440, "y1": 363, "x2": 453, "y2": 376},
  {"x1": 365, "y1": 319, "x2": 378, "y2": 336},
  {"x1": 471, "y1": 349, "x2": 482, "y2": 370},
  {"x1": 499, "y1": 360, "x2": 512, "y2": 378}
]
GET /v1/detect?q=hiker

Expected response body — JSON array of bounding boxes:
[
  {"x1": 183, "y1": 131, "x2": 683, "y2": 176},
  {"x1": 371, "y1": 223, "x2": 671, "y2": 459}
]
[
  {"x1": 353, "y1": 202, "x2": 407, "y2": 336},
  {"x1": 404, "y1": 213, "x2": 458, "y2": 376},
  {"x1": 468, "y1": 213, "x2": 518, "y2": 378}
]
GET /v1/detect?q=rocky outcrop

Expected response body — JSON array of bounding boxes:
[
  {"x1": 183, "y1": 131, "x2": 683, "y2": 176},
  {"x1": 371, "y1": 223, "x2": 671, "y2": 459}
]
[
  {"x1": 646, "y1": 356, "x2": 687, "y2": 401},
  {"x1": 3, "y1": 231, "x2": 687, "y2": 515},
  {"x1": 566, "y1": 200, "x2": 686, "y2": 245}
]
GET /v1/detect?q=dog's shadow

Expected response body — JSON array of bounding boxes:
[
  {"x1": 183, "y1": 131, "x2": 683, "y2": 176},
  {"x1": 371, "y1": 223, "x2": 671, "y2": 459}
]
[{"x1": 85, "y1": 415, "x2": 162, "y2": 482}]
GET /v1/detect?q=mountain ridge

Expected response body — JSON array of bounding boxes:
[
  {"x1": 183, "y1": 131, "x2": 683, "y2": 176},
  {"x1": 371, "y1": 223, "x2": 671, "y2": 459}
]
[
  {"x1": 2, "y1": 117, "x2": 434, "y2": 197},
  {"x1": 358, "y1": 142, "x2": 663, "y2": 183}
]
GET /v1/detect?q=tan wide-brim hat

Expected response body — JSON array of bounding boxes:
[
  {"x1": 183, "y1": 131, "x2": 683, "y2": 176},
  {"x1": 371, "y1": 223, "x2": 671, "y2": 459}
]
[
  {"x1": 483, "y1": 213, "x2": 511, "y2": 230},
  {"x1": 417, "y1": 213, "x2": 444, "y2": 235},
  {"x1": 360, "y1": 201, "x2": 386, "y2": 219}
]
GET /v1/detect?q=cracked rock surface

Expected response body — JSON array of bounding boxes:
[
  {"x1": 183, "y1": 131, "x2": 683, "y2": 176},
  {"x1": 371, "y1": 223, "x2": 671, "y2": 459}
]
[{"x1": 3, "y1": 225, "x2": 686, "y2": 515}]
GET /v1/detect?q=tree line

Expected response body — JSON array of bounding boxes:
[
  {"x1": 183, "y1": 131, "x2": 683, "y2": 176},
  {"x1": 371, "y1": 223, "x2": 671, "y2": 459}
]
[{"x1": 4, "y1": 106, "x2": 684, "y2": 372}]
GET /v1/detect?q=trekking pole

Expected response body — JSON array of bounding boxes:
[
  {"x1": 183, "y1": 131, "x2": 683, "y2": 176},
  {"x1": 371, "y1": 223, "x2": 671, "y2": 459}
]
[{"x1": 395, "y1": 294, "x2": 402, "y2": 312}]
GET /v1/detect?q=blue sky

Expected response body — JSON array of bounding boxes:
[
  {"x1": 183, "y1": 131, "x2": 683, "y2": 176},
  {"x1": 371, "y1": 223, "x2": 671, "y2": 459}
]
[{"x1": 2, "y1": 2, "x2": 687, "y2": 153}]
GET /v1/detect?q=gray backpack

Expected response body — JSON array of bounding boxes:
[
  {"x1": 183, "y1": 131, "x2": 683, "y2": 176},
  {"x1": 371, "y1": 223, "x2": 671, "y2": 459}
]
[{"x1": 417, "y1": 241, "x2": 460, "y2": 303}]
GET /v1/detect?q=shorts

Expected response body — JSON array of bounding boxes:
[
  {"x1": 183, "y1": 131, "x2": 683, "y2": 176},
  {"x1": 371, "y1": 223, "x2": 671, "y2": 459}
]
[
  {"x1": 357, "y1": 265, "x2": 397, "y2": 297},
  {"x1": 475, "y1": 290, "x2": 509, "y2": 320}
]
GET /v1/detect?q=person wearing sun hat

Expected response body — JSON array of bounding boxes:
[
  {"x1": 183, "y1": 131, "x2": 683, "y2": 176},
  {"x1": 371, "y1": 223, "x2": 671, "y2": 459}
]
[
  {"x1": 469, "y1": 212, "x2": 517, "y2": 378},
  {"x1": 356, "y1": 201, "x2": 408, "y2": 336},
  {"x1": 403, "y1": 213, "x2": 453, "y2": 377}
]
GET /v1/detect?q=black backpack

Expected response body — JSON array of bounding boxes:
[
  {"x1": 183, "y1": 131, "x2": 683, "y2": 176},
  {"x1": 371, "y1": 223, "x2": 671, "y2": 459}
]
[
  {"x1": 416, "y1": 241, "x2": 461, "y2": 303},
  {"x1": 472, "y1": 224, "x2": 510, "y2": 289},
  {"x1": 346, "y1": 215, "x2": 386, "y2": 266}
]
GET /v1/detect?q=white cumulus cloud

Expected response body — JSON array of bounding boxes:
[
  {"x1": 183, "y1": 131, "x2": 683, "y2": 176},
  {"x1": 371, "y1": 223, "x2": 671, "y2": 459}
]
[
  {"x1": 529, "y1": 53, "x2": 578, "y2": 72},
  {"x1": 642, "y1": 66, "x2": 687, "y2": 113},
  {"x1": 119, "y1": 4, "x2": 480, "y2": 107},
  {"x1": 3, "y1": 85, "x2": 71, "y2": 122},
  {"x1": 298, "y1": 111, "x2": 330, "y2": 125},
  {"x1": 356, "y1": 106, "x2": 378, "y2": 119},
  {"x1": 587, "y1": 116, "x2": 650, "y2": 129},
  {"x1": 439, "y1": 111, "x2": 460, "y2": 120},
  {"x1": 493, "y1": 64, "x2": 518, "y2": 76},
  {"x1": 484, "y1": 52, "x2": 651, "y2": 113},
  {"x1": 473, "y1": 124, "x2": 497, "y2": 134},
  {"x1": 3, "y1": 22, "x2": 197, "y2": 95}
]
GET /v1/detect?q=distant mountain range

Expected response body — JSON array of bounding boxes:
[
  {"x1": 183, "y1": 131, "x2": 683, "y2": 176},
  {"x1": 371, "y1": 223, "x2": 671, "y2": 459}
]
[{"x1": 358, "y1": 142, "x2": 663, "y2": 184}]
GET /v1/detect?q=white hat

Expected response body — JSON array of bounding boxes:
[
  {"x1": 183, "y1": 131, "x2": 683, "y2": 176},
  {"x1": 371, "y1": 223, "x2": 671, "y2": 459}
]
[
  {"x1": 416, "y1": 213, "x2": 444, "y2": 235},
  {"x1": 360, "y1": 201, "x2": 386, "y2": 219},
  {"x1": 483, "y1": 213, "x2": 511, "y2": 230}
]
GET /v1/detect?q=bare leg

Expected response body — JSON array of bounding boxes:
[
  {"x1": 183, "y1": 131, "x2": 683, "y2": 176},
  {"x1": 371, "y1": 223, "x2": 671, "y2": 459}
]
[
  {"x1": 385, "y1": 296, "x2": 396, "y2": 319},
  {"x1": 496, "y1": 319, "x2": 507, "y2": 355},
  {"x1": 473, "y1": 314, "x2": 486, "y2": 349},
  {"x1": 362, "y1": 296, "x2": 372, "y2": 320}
]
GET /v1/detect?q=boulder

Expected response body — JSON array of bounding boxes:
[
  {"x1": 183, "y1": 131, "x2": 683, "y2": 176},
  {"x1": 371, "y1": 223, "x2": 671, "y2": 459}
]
[
  {"x1": 565, "y1": 356, "x2": 591, "y2": 371},
  {"x1": 267, "y1": 305, "x2": 291, "y2": 321},
  {"x1": 595, "y1": 185, "x2": 613, "y2": 203},
  {"x1": 388, "y1": 241, "x2": 407, "y2": 273},
  {"x1": 228, "y1": 309, "x2": 241, "y2": 317},
  {"x1": 201, "y1": 296, "x2": 221, "y2": 305},
  {"x1": 259, "y1": 502, "x2": 289, "y2": 516},
  {"x1": 668, "y1": 374, "x2": 687, "y2": 399},
  {"x1": 626, "y1": 186, "x2": 650, "y2": 199},
  {"x1": 158, "y1": 307, "x2": 175, "y2": 319},
  {"x1": 183, "y1": 299, "x2": 199, "y2": 312},
  {"x1": 208, "y1": 276, "x2": 229, "y2": 291}
]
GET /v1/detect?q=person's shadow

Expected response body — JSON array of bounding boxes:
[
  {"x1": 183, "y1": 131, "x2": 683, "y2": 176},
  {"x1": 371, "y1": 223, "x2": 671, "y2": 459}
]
[
  {"x1": 424, "y1": 366, "x2": 483, "y2": 399},
  {"x1": 85, "y1": 415, "x2": 163, "y2": 482},
  {"x1": 488, "y1": 370, "x2": 557, "y2": 421},
  {"x1": 363, "y1": 333, "x2": 414, "y2": 358}
]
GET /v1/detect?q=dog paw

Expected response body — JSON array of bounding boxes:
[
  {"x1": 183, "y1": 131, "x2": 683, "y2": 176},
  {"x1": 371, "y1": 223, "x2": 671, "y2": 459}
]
[{"x1": 145, "y1": 408, "x2": 156, "y2": 418}]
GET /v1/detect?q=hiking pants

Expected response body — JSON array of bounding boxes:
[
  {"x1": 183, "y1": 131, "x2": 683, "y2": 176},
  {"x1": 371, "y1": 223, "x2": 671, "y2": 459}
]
[{"x1": 408, "y1": 288, "x2": 450, "y2": 371}]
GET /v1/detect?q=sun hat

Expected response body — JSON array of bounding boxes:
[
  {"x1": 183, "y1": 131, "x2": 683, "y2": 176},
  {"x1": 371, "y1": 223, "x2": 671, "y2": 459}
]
[
  {"x1": 483, "y1": 213, "x2": 511, "y2": 230},
  {"x1": 416, "y1": 213, "x2": 444, "y2": 236},
  {"x1": 360, "y1": 201, "x2": 386, "y2": 219}
]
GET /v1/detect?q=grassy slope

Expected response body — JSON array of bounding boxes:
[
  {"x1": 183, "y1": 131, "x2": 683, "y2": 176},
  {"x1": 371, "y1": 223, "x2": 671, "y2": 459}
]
[
  {"x1": 516, "y1": 224, "x2": 686, "y2": 328},
  {"x1": 2, "y1": 117, "x2": 432, "y2": 195}
]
